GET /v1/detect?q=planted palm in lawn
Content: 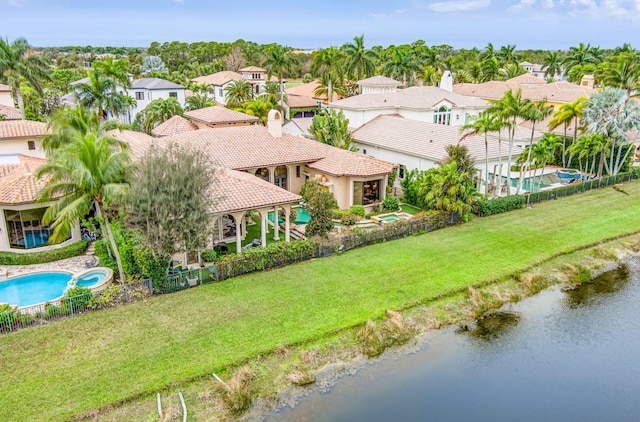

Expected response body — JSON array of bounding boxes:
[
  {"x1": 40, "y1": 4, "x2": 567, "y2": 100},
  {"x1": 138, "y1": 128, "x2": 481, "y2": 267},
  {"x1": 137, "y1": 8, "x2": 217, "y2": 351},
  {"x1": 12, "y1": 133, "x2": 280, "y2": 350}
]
[{"x1": 2, "y1": 184, "x2": 640, "y2": 421}]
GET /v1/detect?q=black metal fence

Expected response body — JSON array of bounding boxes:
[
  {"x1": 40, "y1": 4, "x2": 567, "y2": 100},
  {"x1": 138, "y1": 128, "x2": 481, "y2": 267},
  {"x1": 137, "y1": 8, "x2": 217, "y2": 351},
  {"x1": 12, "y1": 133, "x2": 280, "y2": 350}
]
[{"x1": 527, "y1": 171, "x2": 639, "y2": 204}]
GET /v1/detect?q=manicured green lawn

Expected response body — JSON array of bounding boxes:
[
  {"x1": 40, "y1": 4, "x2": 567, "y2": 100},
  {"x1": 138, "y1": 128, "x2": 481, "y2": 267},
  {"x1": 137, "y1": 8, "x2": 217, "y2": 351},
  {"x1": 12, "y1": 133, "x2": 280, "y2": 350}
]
[
  {"x1": 225, "y1": 216, "x2": 283, "y2": 254},
  {"x1": 2, "y1": 184, "x2": 640, "y2": 421},
  {"x1": 400, "y1": 203, "x2": 423, "y2": 214}
]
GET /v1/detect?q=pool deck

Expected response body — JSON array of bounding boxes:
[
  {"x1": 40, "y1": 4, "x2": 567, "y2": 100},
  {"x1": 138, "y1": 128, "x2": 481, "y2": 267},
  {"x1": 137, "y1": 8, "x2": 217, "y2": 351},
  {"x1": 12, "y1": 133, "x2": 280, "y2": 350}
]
[{"x1": 1, "y1": 255, "x2": 98, "y2": 279}]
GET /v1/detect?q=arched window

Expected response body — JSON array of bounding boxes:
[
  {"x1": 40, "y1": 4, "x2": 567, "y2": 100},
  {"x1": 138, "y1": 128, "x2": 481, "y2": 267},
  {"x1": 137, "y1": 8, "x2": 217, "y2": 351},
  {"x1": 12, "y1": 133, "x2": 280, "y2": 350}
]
[
  {"x1": 433, "y1": 106, "x2": 451, "y2": 125},
  {"x1": 255, "y1": 167, "x2": 269, "y2": 181}
]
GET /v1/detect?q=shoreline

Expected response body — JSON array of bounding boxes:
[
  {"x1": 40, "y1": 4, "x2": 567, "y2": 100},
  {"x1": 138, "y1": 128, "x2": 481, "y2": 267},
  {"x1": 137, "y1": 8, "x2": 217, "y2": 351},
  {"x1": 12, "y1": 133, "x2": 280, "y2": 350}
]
[{"x1": 93, "y1": 232, "x2": 640, "y2": 421}]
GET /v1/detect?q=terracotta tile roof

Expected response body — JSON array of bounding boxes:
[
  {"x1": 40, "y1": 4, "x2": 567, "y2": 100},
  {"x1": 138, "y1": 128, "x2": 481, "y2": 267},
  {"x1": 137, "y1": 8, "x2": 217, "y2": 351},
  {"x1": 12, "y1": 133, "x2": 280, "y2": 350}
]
[
  {"x1": 331, "y1": 86, "x2": 487, "y2": 110},
  {"x1": 0, "y1": 84, "x2": 10, "y2": 92},
  {"x1": 506, "y1": 74, "x2": 547, "y2": 85},
  {"x1": 357, "y1": 75, "x2": 403, "y2": 86},
  {"x1": 192, "y1": 71, "x2": 243, "y2": 87},
  {"x1": 286, "y1": 81, "x2": 339, "y2": 102},
  {"x1": 0, "y1": 155, "x2": 49, "y2": 205},
  {"x1": 286, "y1": 95, "x2": 319, "y2": 108},
  {"x1": 151, "y1": 115, "x2": 198, "y2": 137},
  {"x1": 105, "y1": 129, "x2": 154, "y2": 160},
  {"x1": 453, "y1": 79, "x2": 596, "y2": 104},
  {"x1": 240, "y1": 66, "x2": 266, "y2": 72},
  {"x1": 0, "y1": 104, "x2": 21, "y2": 120},
  {"x1": 352, "y1": 115, "x2": 528, "y2": 163},
  {"x1": 184, "y1": 106, "x2": 259, "y2": 125},
  {"x1": 0, "y1": 120, "x2": 49, "y2": 139},
  {"x1": 307, "y1": 143, "x2": 397, "y2": 177},
  {"x1": 210, "y1": 169, "x2": 302, "y2": 213}
]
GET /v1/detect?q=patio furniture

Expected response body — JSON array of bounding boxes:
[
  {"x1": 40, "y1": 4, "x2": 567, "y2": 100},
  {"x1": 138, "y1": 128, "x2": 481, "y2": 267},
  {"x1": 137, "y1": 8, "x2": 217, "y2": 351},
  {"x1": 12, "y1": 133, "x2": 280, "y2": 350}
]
[{"x1": 186, "y1": 277, "x2": 198, "y2": 287}]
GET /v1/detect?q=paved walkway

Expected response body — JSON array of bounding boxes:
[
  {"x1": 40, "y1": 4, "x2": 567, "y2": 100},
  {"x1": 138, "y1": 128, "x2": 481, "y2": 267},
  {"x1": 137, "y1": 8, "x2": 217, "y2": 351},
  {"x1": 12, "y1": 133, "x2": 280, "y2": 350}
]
[{"x1": 2, "y1": 255, "x2": 98, "y2": 278}]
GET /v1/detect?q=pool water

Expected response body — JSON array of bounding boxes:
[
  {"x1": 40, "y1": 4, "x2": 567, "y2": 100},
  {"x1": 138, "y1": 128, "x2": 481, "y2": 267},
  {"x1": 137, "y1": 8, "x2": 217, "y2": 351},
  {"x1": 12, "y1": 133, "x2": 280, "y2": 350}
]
[
  {"x1": 0, "y1": 272, "x2": 72, "y2": 307},
  {"x1": 267, "y1": 207, "x2": 311, "y2": 225},
  {"x1": 380, "y1": 215, "x2": 402, "y2": 222},
  {"x1": 491, "y1": 173, "x2": 560, "y2": 193},
  {"x1": 75, "y1": 271, "x2": 106, "y2": 288}
]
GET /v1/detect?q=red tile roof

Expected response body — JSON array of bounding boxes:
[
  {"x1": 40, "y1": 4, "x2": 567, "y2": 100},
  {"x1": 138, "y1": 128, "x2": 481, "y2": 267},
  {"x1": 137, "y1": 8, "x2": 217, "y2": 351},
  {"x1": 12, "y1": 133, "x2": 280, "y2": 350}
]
[
  {"x1": 453, "y1": 79, "x2": 596, "y2": 104},
  {"x1": 151, "y1": 115, "x2": 198, "y2": 137},
  {"x1": 184, "y1": 106, "x2": 259, "y2": 125},
  {"x1": 0, "y1": 120, "x2": 49, "y2": 139},
  {"x1": 0, "y1": 155, "x2": 49, "y2": 205},
  {"x1": 286, "y1": 81, "x2": 340, "y2": 102},
  {"x1": 0, "y1": 104, "x2": 21, "y2": 120}
]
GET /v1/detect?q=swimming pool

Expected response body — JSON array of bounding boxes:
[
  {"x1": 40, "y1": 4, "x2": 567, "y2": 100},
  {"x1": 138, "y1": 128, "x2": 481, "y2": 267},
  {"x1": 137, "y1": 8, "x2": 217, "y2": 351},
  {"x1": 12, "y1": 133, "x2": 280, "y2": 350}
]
[
  {"x1": 0, "y1": 271, "x2": 72, "y2": 307},
  {"x1": 267, "y1": 207, "x2": 311, "y2": 225},
  {"x1": 69, "y1": 268, "x2": 113, "y2": 293},
  {"x1": 75, "y1": 271, "x2": 107, "y2": 288}
]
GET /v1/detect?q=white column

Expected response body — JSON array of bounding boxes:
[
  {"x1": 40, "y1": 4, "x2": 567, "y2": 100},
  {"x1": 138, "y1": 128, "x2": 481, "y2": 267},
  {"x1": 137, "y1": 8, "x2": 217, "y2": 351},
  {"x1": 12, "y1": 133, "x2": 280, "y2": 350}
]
[
  {"x1": 282, "y1": 204, "x2": 291, "y2": 243},
  {"x1": 230, "y1": 211, "x2": 246, "y2": 253},
  {"x1": 273, "y1": 206, "x2": 280, "y2": 241},
  {"x1": 268, "y1": 167, "x2": 275, "y2": 185},
  {"x1": 256, "y1": 208, "x2": 270, "y2": 248}
]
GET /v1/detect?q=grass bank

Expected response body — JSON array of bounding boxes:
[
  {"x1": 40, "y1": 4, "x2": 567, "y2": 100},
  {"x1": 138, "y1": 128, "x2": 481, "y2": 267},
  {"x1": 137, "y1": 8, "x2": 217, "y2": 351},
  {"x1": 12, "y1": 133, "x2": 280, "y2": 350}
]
[{"x1": 2, "y1": 183, "x2": 640, "y2": 421}]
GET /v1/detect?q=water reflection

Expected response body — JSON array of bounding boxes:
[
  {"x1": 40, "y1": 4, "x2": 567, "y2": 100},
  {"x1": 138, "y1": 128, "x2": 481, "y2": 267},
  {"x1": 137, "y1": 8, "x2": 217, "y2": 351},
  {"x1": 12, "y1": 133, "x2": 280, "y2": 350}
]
[
  {"x1": 564, "y1": 265, "x2": 630, "y2": 308},
  {"x1": 459, "y1": 311, "x2": 521, "y2": 342}
]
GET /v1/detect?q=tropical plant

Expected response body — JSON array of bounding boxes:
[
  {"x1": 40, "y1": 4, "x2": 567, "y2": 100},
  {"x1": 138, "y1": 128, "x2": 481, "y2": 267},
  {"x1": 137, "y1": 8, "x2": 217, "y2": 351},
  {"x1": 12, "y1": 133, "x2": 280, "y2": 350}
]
[
  {"x1": 542, "y1": 51, "x2": 564, "y2": 79},
  {"x1": 36, "y1": 130, "x2": 130, "y2": 282},
  {"x1": 0, "y1": 37, "x2": 52, "y2": 119},
  {"x1": 497, "y1": 44, "x2": 519, "y2": 66},
  {"x1": 562, "y1": 43, "x2": 603, "y2": 72},
  {"x1": 309, "y1": 109, "x2": 358, "y2": 151},
  {"x1": 142, "y1": 97, "x2": 183, "y2": 133},
  {"x1": 421, "y1": 162, "x2": 478, "y2": 220},
  {"x1": 460, "y1": 112, "x2": 502, "y2": 195},
  {"x1": 141, "y1": 55, "x2": 168, "y2": 75},
  {"x1": 224, "y1": 79, "x2": 254, "y2": 108},
  {"x1": 582, "y1": 88, "x2": 640, "y2": 177},
  {"x1": 599, "y1": 53, "x2": 640, "y2": 96},
  {"x1": 185, "y1": 93, "x2": 215, "y2": 111},
  {"x1": 382, "y1": 45, "x2": 420, "y2": 86},
  {"x1": 93, "y1": 57, "x2": 131, "y2": 91},
  {"x1": 311, "y1": 46, "x2": 344, "y2": 106},
  {"x1": 74, "y1": 69, "x2": 130, "y2": 119},
  {"x1": 304, "y1": 178, "x2": 338, "y2": 238},
  {"x1": 342, "y1": 35, "x2": 378, "y2": 81},
  {"x1": 235, "y1": 97, "x2": 276, "y2": 125},
  {"x1": 518, "y1": 99, "x2": 554, "y2": 194}
]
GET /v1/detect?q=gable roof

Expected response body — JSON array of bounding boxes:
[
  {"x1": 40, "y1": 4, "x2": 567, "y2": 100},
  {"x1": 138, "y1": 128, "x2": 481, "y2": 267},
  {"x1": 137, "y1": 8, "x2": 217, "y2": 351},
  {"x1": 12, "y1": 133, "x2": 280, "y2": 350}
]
[
  {"x1": 192, "y1": 71, "x2": 243, "y2": 87},
  {"x1": 506, "y1": 73, "x2": 547, "y2": 85},
  {"x1": 352, "y1": 115, "x2": 527, "y2": 163},
  {"x1": 0, "y1": 120, "x2": 49, "y2": 139},
  {"x1": 0, "y1": 104, "x2": 21, "y2": 120},
  {"x1": 286, "y1": 95, "x2": 319, "y2": 108},
  {"x1": 453, "y1": 79, "x2": 596, "y2": 103},
  {"x1": 184, "y1": 106, "x2": 259, "y2": 125},
  {"x1": 357, "y1": 75, "x2": 403, "y2": 86},
  {"x1": 0, "y1": 155, "x2": 49, "y2": 205},
  {"x1": 105, "y1": 129, "x2": 154, "y2": 159},
  {"x1": 130, "y1": 78, "x2": 184, "y2": 90},
  {"x1": 240, "y1": 66, "x2": 266, "y2": 72},
  {"x1": 331, "y1": 86, "x2": 487, "y2": 110},
  {"x1": 151, "y1": 115, "x2": 198, "y2": 137},
  {"x1": 286, "y1": 81, "x2": 339, "y2": 102}
]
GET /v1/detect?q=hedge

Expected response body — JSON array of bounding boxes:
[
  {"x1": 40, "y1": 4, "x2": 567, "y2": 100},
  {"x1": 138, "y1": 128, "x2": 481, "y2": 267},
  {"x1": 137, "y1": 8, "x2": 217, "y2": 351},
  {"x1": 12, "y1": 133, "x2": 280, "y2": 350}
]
[
  {"x1": 477, "y1": 195, "x2": 525, "y2": 216},
  {"x1": 0, "y1": 240, "x2": 89, "y2": 266}
]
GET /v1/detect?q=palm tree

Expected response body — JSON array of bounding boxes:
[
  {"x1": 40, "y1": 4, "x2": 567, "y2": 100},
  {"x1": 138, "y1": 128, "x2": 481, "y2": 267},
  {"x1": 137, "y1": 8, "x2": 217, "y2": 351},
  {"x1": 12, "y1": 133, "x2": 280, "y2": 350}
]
[
  {"x1": 381, "y1": 46, "x2": 420, "y2": 86},
  {"x1": 313, "y1": 71, "x2": 348, "y2": 100},
  {"x1": 500, "y1": 64, "x2": 527, "y2": 80},
  {"x1": 497, "y1": 44, "x2": 519, "y2": 66},
  {"x1": 74, "y1": 69, "x2": 129, "y2": 119},
  {"x1": 460, "y1": 112, "x2": 501, "y2": 195},
  {"x1": 563, "y1": 43, "x2": 603, "y2": 73},
  {"x1": 185, "y1": 93, "x2": 215, "y2": 111},
  {"x1": 480, "y1": 57, "x2": 500, "y2": 82},
  {"x1": 143, "y1": 97, "x2": 183, "y2": 133},
  {"x1": 519, "y1": 99, "x2": 554, "y2": 194},
  {"x1": 542, "y1": 51, "x2": 563, "y2": 80},
  {"x1": 262, "y1": 45, "x2": 297, "y2": 107},
  {"x1": 235, "y1": 97, "x2": 276, "y2": 125},
  {"x1": 423, "y1": 162, "x2": 478, "y2": 219},
  {"x1": 93, "y1": 57, "x2": 131, "y2": 92},
  {"x1": 600, "y1": 53, "x2": 640, "y2": 96},
  {"x1": 547, "y1": 96, "x2": 588, "y2": 167},
  {"x1": 342, "y1": 35, "x2": 378, "y2": 81},
  {"x1": 36, "y1": 130, "x2": 130, "y2": 282},
  {"x1": 487, "y1": 89, "x2": 530, "y2": 194},
  {"x1": 311, "y1": 46, "x2": 344, "y2": 107},
  {"x1": 42, "y1": 105, "x2": 102, "y2": 155},
  {"x1": 480, "y1": 43, "x2": 497, "y2": 61},
  {"x1": 531, "y1": 135, "x2": 561, "y2": 191},
  {"x1": 223, "y1": 79, "x2": 254, "y2": 108},
  {"x1": 0, "y1": 37, "x2": 52, "y2": 119}
]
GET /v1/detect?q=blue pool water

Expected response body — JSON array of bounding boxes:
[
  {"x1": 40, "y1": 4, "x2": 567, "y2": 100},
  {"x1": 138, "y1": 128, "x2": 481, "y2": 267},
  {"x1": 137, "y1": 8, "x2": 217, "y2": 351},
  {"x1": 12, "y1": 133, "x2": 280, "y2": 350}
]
[
  {"x1": 0, "y1": 272, "x2": 72, "y2": 307},
  {"x1": 75, "y1": 271, "x2": 106, "y2": 288},
  {"x1": 16, "y1": 231, "x2": 49, "y2": 248},
  {"x1": 267, "y1": 207, "x2": 311, "y2": 225}
]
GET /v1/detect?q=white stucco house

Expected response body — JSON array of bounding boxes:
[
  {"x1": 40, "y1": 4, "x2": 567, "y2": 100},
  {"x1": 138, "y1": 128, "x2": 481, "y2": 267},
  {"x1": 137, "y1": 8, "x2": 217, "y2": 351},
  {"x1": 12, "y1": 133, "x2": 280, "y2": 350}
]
[
  {"x1": 191, "y1": 71, "x2": 244, "y2": 106},
  {"x1": 0, "y1": 120, "x2": 48, "y2": 158},
  {"x1": 329, "y1": 75, "x2": 488, "y2": 129},
  {"x1": 0, "y1": 84, "x2": 14, "y2": 108}
]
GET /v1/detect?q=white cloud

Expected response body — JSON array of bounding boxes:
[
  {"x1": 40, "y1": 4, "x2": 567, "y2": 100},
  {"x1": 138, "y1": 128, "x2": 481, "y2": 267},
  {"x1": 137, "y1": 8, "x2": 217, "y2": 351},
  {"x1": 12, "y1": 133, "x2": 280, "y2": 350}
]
[
  {"x1": 367, "y1": 8, "x2": 409, "y2": 19},
  {"x1": 427, "y1": 0, "x2": 491, "y2": 13},
  {"x1": 509, "y1": 0, "x2": 536, "y2": 12},
  {"x1": 175, "y1": 0, "x2": 184, "y2": 4}
]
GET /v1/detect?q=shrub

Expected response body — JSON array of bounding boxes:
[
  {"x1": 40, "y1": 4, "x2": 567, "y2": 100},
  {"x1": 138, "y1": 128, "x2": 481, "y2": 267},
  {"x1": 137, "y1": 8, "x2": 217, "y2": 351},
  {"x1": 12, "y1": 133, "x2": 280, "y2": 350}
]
[
  {"x1": 63, "y1": 287, "x2": 92, "y2": 311},
  {"x1": 357, "y1": 320, "x2": 385, "y2": 357},
  {"x1": 0, "y1": 240, "x2": 88, "y2": 265},
  {"x1": 350, "y1": 205, "x2": 365, "y2": 217},
  {"x1": 201, "y1": 249, "x2": 217, "y2": 262},
  {"x1": 477, "y1": 195, "x2": 525, "y2": 216},
  {"x1": 302, "y1": 73, "x2": 313, "y2": 83},
  {"x1": 218, "y1": 366, "x2": 255, "y2": 416},
  {"x1": 341, "y1": 213, "x2": 359, "y2": 226},
  {"x1": 44, "y1": 302, "x2": 71, "y2": 320},
  {"x1": 332, "y1": 209, "x2": 349, "y2": 219},
  {"x1": 382, "y1": 195, "x2": 400, "y2": 211}
]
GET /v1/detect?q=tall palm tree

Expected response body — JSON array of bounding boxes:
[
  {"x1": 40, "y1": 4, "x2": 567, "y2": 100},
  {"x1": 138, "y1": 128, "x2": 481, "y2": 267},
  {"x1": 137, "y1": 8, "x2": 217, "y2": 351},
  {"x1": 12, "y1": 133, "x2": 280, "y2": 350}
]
[
  {"x1": 342, "y1": 35, "x2": 378, "y2": 81},
  {"x1": 184, "y1": 93, "x2": 215, "y2": 111},
  {"x1": 547, "y1": 96, "x2": 587, "y2": 167},
  {"x1": 311, "y1": 46, "x2": 344, "y2": 107},
  {"x1": 42, "y1": 105, "x2": 100, "y2": 155},
  {"x1": 235, "y1": 97, "x2": 276, "y2": 125},
  {"x1": 519, "y1": 99, "x2": 554, "y2": 194},
  {"x1": 143, "y1": 97, "x2": 183, "y2": 133},
  {"x1": 381, "y1": 46, "x2": 420, "y2": 86},
  {"x1": 500, "y1": 64, "x2": 527, "y2": 80},
  {"x1": 36, "y1": 130, "x2": 130, "y2": 282},
  {"x1": 600, "y1": 53, "x2": 640, "y2": 96},
  {"x1": 0, "y1": 37, "x2": 52, "y2": 119},
  {"x1": 423, "y1": 162, "x2": 478, "y2": 219},
  {"x1": 223, "y1": 79, "x2": 254, "y2": 108},
  {"x1": 93, "y1": 56, "x2": 131, "y2": 92},
  {"x1": 262, "y1": 45, "x2": 297, "y2": 107},
  {"x1": 480, "y1": 57, "x2": 500, "y2": 82},
  {"x1": 460, "y1": 112, "x2": 501, "y2": 195},
  {"x1": 74, "y1": 69, "x2": 129, "y2": 119},
  {"x1": 531, "y1": 134, "x2": 561, "y2": 190},
  {"x1": 497, "y1": 44, "x2": 519, "y2": 66},
  {"x1": 563, "y1": 43, "x2": 603, "y2": 73},
  {"x1": 487, "y1": 89, "x2": 530, "y2": 194}
]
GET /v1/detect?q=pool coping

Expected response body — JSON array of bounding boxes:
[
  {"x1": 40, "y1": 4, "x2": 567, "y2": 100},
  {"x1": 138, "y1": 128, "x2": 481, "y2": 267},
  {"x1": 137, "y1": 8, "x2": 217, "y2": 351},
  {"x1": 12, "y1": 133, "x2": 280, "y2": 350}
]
[{"x1": 370, "y1": 212, "x2": 413, "y2": 224}]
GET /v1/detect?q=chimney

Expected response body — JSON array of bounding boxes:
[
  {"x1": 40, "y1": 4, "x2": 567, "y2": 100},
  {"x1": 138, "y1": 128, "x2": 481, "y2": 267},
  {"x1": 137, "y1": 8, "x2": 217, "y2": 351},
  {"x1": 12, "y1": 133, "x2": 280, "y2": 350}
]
[
  {"x1": 267, "y1": 109, "x2": 282, "y2": 138},
  {"x1": 440, "y1": 70, "x2": 453, "y2": 92},
  {"x1": 580, "y1": 74, "x2": 595, "y2": 89}
]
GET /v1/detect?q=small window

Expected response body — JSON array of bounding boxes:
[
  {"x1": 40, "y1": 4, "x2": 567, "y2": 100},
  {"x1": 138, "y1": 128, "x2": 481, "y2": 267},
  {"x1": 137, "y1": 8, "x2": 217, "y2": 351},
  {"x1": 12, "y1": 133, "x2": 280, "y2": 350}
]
[
  {"x1": 218, "y1": 88, "x2": 223, "y2": 97},
  {"x1": 296, "y1": 165, "x2": 301, "y2": 178},
  {"x1": 362, "y1": 149, "x2": 367, "y2": 155},
  {"x1": 27, "y1": 140, "x2": 36, "y2": 150},
  {"x1": 168, "y1": 92, "x2": 177, "y2": 98},
  {"x1": 398, "y1": 165, "x2": 406, "y2": 180},
  {"x1": 135, "y1": 92, "x2": 145, "y2": 100}
]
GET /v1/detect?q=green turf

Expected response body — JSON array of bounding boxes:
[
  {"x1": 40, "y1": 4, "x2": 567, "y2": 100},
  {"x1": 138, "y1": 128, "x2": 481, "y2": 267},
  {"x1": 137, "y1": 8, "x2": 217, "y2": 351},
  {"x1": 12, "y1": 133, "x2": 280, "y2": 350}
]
[
  {"x1": 400, "y1": 203, "x2": 423, "y2": 214},
  {"x1": 2, "y1": 183, "x2": 640, "y2": 421}
]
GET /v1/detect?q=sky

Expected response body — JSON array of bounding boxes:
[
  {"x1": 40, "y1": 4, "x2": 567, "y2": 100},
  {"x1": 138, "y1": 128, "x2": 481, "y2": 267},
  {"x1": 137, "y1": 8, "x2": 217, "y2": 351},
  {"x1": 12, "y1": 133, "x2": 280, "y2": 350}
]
[{"x1": 2, "y1": 0, "x2": 640, "y2": 50}]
